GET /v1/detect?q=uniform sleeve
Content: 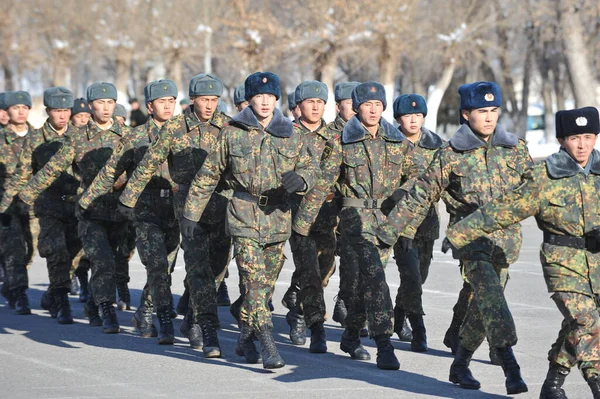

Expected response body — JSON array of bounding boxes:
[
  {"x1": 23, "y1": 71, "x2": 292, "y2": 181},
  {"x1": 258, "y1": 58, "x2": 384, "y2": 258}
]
[
  {"x1": 17, "y1": 140, "x2": 75, "y2": 206},
  {"x1": 292, "y1": 139, "x2": 317, "y2": 195},
  {"x1": 293, "y1": 138, "x2": 342, "y2": 236},
  {"x1": 119, "y1": 122, "x2": 173, "y2": 208},
  {"x1": 377, "y1": 149, "x2": 448, "y2": 244},
  {"x1": 79, "y1": 137, "x2": 135, "y2": 210},
  {"x1": 0, "y1": 137, "x2": 34, "y2": 212},
  {"x1": 446, "y1": 167, "x2": 542, "y2": 249},
  {"x1": 182, "y1": 129, "x2": 229, "y2": 222}
]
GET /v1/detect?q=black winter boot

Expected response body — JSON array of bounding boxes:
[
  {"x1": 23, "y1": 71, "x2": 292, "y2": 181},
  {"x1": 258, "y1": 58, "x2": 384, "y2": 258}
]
[
  {"x1": 309, "y1": 322, "x2": 327, "y2": 353},
  {"x1": 443, "y1": 316, "x2": 462, "y2": 355},
  {"x1": 230, "y1": 295, "x2": 242, "y2": 327},
  {"x1": 216, "y1": 280, "x2": 231, "y2": 306},
  {"x1": 393, "y1": 307, "x2": 412, "y2": 342},
  {"x1": 340, "y1": 329, "x2": 371, "y2": 360},
  {"x1": 374, "y1": 334, "x2": 400, "y2": 370},
  {"x1": 40, "y1": 289, "x2": 58, "y2": 318},
  {"x1": 14, "y1": 289, "x2": 31, "y2": 315},
  {"x1": 116, "y1": 283, "x2": 130, "y2": 310},
  {"x1": 497, "y1": 346, "x2": 528, "y2": 395},
  {"x1": 332, "y1": 295, "x2": 347, "y2": 327},
  {"x1": 588, "y1": 374, "x2": 600, "y2": 399},
  {"x1": 75, "y1": 268, "x2": 89, "y2": 303},
  {"x1": 100, "y1": 302, "x2": 120, "y2": 333},
  {"x1": 281, "y1": 288, "x2": 297, "y2": 310},
  {"x1": 156, "y1": 307, "x2": 174, "y2": 345},
  {"x1": 539, "y1": 363, "x2": 569, "y2": 399},
  {"x1": 449, "y1": 344, "x2": 481, "y2": 390},
  {"x1": 132, "y1": 296, "x2": 157, "y2": 337},
  {"x1": 187, "y1": 323, "x2": 203, "y2": 350},
  {"x1": 83, "y1": 295, "x2": 102, "y2": 326},
  {"x1": 286, "y1": 308, "x2": 306, "y2": 345},
  {"x1": 236, "y1": 323, "x2": 261, "y2": 364},
  {"x1": 489, "y1": 346, "x2": 502, "y2": 366},
  {"x1": 407, "y1": 314, "x2": 427, "y2": 352},
  {"x1": 200, "y1": 318, "x2": 221, "y2": 358},
  {"x1": 55, "y1": 291, "x2": 74, "y2": 324},
  {"x1": 1, "y1": 283, "x2": 15, "y2": 309},
  {"x1": 257, "y1": 325, "x2": 285, "y2": 369}
]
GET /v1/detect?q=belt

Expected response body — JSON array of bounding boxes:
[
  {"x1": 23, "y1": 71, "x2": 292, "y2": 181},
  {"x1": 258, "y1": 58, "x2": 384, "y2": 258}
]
[
  {"x1": 233, "y1": 191, "x2": 285, "y2": 206},
  {"x1": 543, "y1": 231, "x2": 585, "y2": 250},
  {"x1": 342, "y1": 198, "x2": 383, "y2": 209}
]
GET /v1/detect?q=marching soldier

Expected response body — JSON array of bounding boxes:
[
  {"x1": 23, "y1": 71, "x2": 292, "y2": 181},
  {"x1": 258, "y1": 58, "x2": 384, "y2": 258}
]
[
  {"x1": 182, "y1": 71, "x2": 316, "y2": 369},
  {"x1": 113, "y1": 104, "x2": 128, "y2": 126},
  {"x1": 377, "y1": 81, "x2": 530, "y2": 394},
  {"x1": 288, "y1": 92, "x2": 302, "y2": 122},
  {"x1": 446, "y1": 106, "x2": 600, "y2": 399},
  {"x1": 233, "y1": 84, "x2": 249, "y2": 112},
  {"x1": 80, "y1": 80, "x2": 181, "y2": 344},
  {"x1": 70, "y1": 98, "x2": 92, "y2": 128}
]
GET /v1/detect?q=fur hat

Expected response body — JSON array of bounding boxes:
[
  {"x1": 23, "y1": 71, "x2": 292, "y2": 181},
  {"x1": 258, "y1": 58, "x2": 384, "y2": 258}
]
[
  {"x1": 71, "y1": 98, "x2": 92, "y2": 115},
  {"x1": 87, "y1": 82, "x2": 117, "y2": 102},
  {"x1": 287, "y1": 92, "x2": 296, "y2": 110},
  {"x1": 244, "y1": 72, "x2": 280, "y2": 100},
  {"x1": 113, "y1": 104, "x2": 127, "y2": 118},
  {"x1": 294, "y1": 80, "x2": 328, "y2": 103},
  {"x1": 188, "y1": 74, "x2": 223, "y2": 97},
  {"x1": 43, "y1": 87, "x2": 74, "y2": 109},
  {"x1": 556, "y1": 107, "x2": 600, "y2": 138},
  {"x1": 393, "y1": 94, "x2": 427, "y2": 118},
  {"x1": 458, "y1": 81, "x2": 502, "y2": 111},
  {"x1": 0, "y1": 93, "x2": 8, "y2": 110},
  {"x1": 144, "y1": 79, "x2": 178, "y2": 103},
  {"x1": 334, "y1": 82, "x2": 360, "y2": 102},
  {"x1": 352, "y1": 81, "x2": 387, "y2": 110},
  {"x1": 233, "y1": 84, "x2": 246, "y2": 105},
  {"x1": 5, "y1": 91, "x2": 32, "y2": 109}
]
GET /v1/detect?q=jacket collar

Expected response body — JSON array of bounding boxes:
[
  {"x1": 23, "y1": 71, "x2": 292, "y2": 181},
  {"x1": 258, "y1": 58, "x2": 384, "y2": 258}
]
[
  {"x1": 298, "y1": 118, "x2": 331, "y2": 140},
  {"x1": 341, "y1": 115, "x2": 405, "y2": 144},
  {"x1": 184, "y1": 106, "x2": 229, "y2": 132},
  {"x1": 546, "y1": 148, "x2": 600, "y2": 178},
  {"x1": 449, "y1": 124, "x2": 517, "y2": 151},
  {"x1": 42, "y1": 120, "x2": 72, "y2": 142},
  {"x1": 231, "y1": 106, "x2": 294, "y2": 138},
  {"x1": 86, "y1": 118, "x2": 124, "y2": 140},
  {"x1": 418, "y1": 127, "x2": 444, "y2": 149}
]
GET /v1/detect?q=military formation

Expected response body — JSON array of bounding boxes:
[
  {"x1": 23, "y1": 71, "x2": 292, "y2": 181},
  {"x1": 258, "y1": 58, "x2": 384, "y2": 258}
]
[{"x1": 0, "y1": 71, "x2": 598, "y2": 398}]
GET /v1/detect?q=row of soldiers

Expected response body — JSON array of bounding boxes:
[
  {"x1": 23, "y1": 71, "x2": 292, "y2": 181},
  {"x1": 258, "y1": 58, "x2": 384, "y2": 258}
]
[{"x1": 0, "y1": 71, "x2": 598, "y2": 398}]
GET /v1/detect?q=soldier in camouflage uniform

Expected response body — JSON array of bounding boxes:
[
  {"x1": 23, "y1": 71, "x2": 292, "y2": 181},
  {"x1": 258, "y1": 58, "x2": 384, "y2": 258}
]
[
  {"x1": 377, "y1": 82, "x2": 530, "y2": 394},
  {"x1": 288, "y1": 92, "x2": 301, "y2": 122},
  {"x1": 283, "y1": 80, "x2": 337, "y2": 353},
  {"x1": 446, "y1": 106, "x2": 600, "y2": 399},
  {"x1": 0, "y1": 87, "x2": 81, "y2": 324},
  {"x1": 233, "y1": 84, "x2": 248, "y2": 112},
  {"x1": 80, "y1": 80, "x2": 181, "y2": 344},
  {"x1": 0, "y1": 91, "x2": 39, "y2": 314},
  {"x1": 390, "y1": 94, "x2": 444, "y2": 352},
  {"x1": 113, "y1": 104, "x2": 128, "y2": 126},
  {"x1": 70, "y1": 98, "x2": 92, "y2": 128},
  {"x1": 294, "y1": 81, "x2": 409, "y2": 370},
  {"x1": 17, "y1": 82, "x2": 133, "y2": 333},
  {"x1": 0, "y1": 93, "x2": 9, "y2": 128},
  {"x1": 118, "y1": 74, "x2": 231, "y2": 357},
  {"x1": 182, "y1": 71, "x2": 316, "y2": 369}
]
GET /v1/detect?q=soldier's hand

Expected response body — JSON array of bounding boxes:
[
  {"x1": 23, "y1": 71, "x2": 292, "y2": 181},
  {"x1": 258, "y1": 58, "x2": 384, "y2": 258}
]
[
  {"x1": 289, "y1": 231, "x2": 311, "y2": 252},
  {"x1": 180, "y1": 217, "x2": 198, "y2": 241},
  {"x1": 441, "y1": 237, "x2": 455, "y2": 254},
  {"x1": 380, "y1": 189, "x2": 408, "y2": 216},
  {"x1": 396, "y1": 236, "x2": 414, "y2": 252},
  {"x1": 282, "y1": 171, "x2": 306, "y2": 193},
  {"x1": 117, "y1": 203, "x2": 135, "y2": 220},
  {"x1": 0, "y1": 213, "x2": 12, "y2": 229}
]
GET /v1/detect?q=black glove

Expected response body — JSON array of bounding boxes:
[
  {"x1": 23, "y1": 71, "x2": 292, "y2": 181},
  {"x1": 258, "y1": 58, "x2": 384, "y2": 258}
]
[
  {"x1": 395, "y1": 236, "x2": 414, "y2": 252},
  {"x1": 282, "y1": 171, "x2": 305, "y2": 193},
  {"x1": 380, "y1": 189, "x2": 408, "y2": 216},
  {"x1": 117, "y1": 203, "x2": 135, "y2": 220},
  {"x1": 585, "y1": 227, "x2": 600, "y2": 252},
  {"x1": 181, "y1": 217, "x2": 199, "y2": 241},
  {"x1": 77, "y1": 205, "x2": 91, "y2": 219},
  {"x1": 0, "y1": 213, "x2": 11, "y2": 229},
  {"x1": 289, "y1": 231, "x2": 311, "y2": 252},
  {"x1": 377, "y1": 237, "x2": 392, "y2": 249},
  {"x1": 441, "y1": 237, "x2": 454, "y2": 254}
]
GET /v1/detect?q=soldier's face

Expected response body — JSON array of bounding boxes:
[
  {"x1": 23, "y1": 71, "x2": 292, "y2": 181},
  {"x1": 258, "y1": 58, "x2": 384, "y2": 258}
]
[
  {"x1": 397, "y1": 113, "x2": 424, "y2": 137},
  {"x1": 46, "y1": 108, "x2": 71, "y2": 130},
  {"x1": 292, "y1": 105, "x2": 303, "y2": 121},
  {"x1": 7, "y1": 104, "x2": 30, "y2": 125},
  {"x1": 336, "y1": 99, "x2": 355, "y2": 122},
  {"x1": 357, "y1": 101, "x2": 384, "y2": 128},
  {"x1": 559, "y1": 134, "x2": 597, "y2": 166},
  {"x1": 148, "y1": 97, "x2": 176, "y2": 123},
  {"x1": 0, "y1": 109, "x2": 9, "y2": 125},
  {"x1": 462, "y1": 107, "x2": 499, "y2": 137},
  {"x1": 298, "y1": 98, "x2": 325, "y2": 125},
  {"x1": 90, "y1": 99, "x2": 116, "y2": 124},
  {"x1": 192, "y1": 96, "x2": 219, "y2": 121},
  {"x1": 71, "y1": 113, "x2": 90, "y2": 127},
  {"x1": 235, "y1": 101, "x2": 249, "y2": 112},
  {"x1": 249, "y1": 94, "x2": 277, "y2": 120}
]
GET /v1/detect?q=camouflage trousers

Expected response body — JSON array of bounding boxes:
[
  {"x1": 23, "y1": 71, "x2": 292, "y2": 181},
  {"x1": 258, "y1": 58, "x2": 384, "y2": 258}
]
[
  {"x1": 38, "y1": 216, "x2": 81, "y2": 295},
  {"x1": 393, "y1": 239, "x2": 434, "y2": 315},
  {"x1": 290, "y1": 229, "x2": 337, "y2": 327},
  {"x1": 459, "y1": 260, "x2": 517, "y2": 352},
  {"x1": 181, "y1": 218, "x2": 231, "y2": 324},
  {"x1": 78, "y1": 218, "x2": 130, "y2": 305},
  {"x1": 549, "y1": 292, "x2": 600, "y2": 379},
  {"x1": 344, "y1": 235, "x2": 394, "y2": 337},
  {"x1": 0, "y1": 213, "x2": 38, "y2": 292},
  {"x1": 234, "y1": 237, "x2": 286, "y2": 331}
]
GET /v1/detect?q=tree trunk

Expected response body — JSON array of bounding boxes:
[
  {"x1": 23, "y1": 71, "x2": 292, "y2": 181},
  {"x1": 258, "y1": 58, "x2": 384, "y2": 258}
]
[
  {"x1": 166, "y1": 49, "x2": 184, "y2": 94},
  {"x1": 378, "y1": 36, "x2": 397, "y2": 123},
  {"x1": 51, "y1": 49, "x2": 71, "y2": 88},
  {"x1": 1, "y1": 55, "x2": 14, "y2": 91},
  {"x1": 514, "y1": 30, "x2": 534, "y2": 139},
  {"x1": 114, "y1": 46, "x2": 133, "y2": 102},
  {"x1": 314, "y1": 44, "x2": 337, "y2": 122},
  {"x1": 425, "y1": 59, "x2": 455, "y2": 132}
]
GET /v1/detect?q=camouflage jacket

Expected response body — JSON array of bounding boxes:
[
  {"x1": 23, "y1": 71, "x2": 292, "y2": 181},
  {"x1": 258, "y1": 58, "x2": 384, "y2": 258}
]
[
  {"x1": 119, "y1": 107, "x2": 229, "y2": 224},
  {"x1": 79, "y1": 118, "x2": 177, "y2": 210},
  {"x1": 288, "y1": 119, "x2": 339, "y2": 233},
  {"x1": 0, "y1": 125, "x2": 32, "y2": 215},
  {"x1": 403, "y1": 128, "x2": 444, "y2": 241},
  {"x1": 378, "y1": 124, "x2": 533, "y2": 264},
  {"x1": 18, "y1": 119, "x2": 132, "y2": 221},
  {"x1": 183, "y1": 106, "x2": 317, "y2": 244},
  {"x1": 0, "y1": 121, "x2": 79, "y2": 217},
  {"x1": 328, "y1": 114, "x2": 347, "y2": 134},
  {"x1": 447, "y1": 149, "x2": 600, "y2": 295},
  {"x1": 293, "y1": 115, "x2": 411, "y2": 242}
]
